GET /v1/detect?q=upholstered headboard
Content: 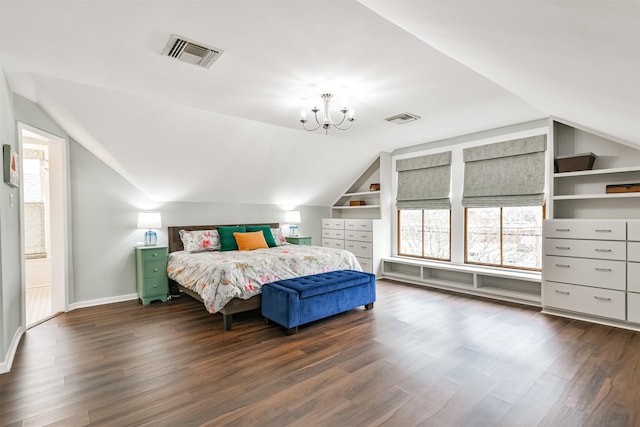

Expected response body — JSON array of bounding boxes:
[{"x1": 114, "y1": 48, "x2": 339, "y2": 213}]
[{"x1": 167, "y1": 223, "x2": 280, "y2": 253}]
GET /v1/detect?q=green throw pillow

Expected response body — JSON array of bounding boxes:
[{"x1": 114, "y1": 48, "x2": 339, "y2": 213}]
[
  {"x1": 218, "y1": 226, "x2": 246, "y2": 251},
  {"x1": 245, "y1": 225, "x2": 277, "y2": 248}
]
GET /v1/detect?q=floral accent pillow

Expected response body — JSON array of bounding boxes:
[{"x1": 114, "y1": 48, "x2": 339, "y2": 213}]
[
  {"x1": 179, "y1": 229, "x2": 221, "y2": 252},
  {"x1": 271, "y1": 228, "x2": 288, "y2": 246}
]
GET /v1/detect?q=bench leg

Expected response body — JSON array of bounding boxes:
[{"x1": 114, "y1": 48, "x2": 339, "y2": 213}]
[
  {"x1": 286, "y1": 326, "x2": 298, "y2": 335},
  {"x1": 365, "y1": 302, "x2": 374, "y2": 310},
  {"x1": 223, "y1": 313, "x2": 232, "y2": 331},
  {"x1": 264, "y1": 317, "x2": 271, "y2": 325}
]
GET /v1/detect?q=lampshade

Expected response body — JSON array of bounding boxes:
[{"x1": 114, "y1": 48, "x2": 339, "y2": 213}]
[
  {"x1": 137, "y1": 212, "x2": 162, "y2": 229},
  {"x1": 284, "y1": 210, "x2": 301, "y2": 224}
]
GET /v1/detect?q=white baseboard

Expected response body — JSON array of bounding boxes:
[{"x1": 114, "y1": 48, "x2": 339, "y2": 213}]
[
  {"x1": 0, "y1": 326, "x2": 26, "y2": 374},
  {"x1": 68, "y1": 293, "x2": 138, "y2": 311}
]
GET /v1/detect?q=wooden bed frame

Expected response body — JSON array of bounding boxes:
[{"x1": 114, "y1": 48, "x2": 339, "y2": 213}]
[{"x1": 167, "y1": 223, "x2": 279, "y2": 331}]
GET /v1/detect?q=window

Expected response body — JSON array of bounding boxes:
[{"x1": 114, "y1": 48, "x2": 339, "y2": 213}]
[
  {"x1": 465, "y1": 206, "x2": 543, "y2": 270},
  {"x1": 398, "y1": 209, "x2": 451, "y2": 260}
]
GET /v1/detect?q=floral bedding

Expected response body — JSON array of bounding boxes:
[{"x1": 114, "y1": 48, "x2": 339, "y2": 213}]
[{"x1": 167, "y1": 244, "x2": 362, "y2": 313}]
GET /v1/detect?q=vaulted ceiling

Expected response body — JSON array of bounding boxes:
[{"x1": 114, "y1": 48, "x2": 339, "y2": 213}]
[{"x1": 0, "y1": 1, "x2": 638, "y2": 206}]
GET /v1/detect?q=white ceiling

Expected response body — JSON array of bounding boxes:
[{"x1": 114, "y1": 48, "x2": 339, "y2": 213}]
[{"x1": 0, "y1": 1, "x2": 637, "y2": 206}]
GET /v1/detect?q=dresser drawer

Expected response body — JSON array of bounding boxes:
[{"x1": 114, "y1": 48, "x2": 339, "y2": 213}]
[
  {"x1": 344, "y1": 230, "x2": 372, "y2": 243},
  {"x1": 144, "y1": 260, "x2": 167, "y2": 278},
  {"x1": 322, "y1": 218, "x2": 344, "y2": 230},
  {"x1": 345, "y1": 241, "x2": 372, "y2": 258},
  {"x1": 544, "y1": 238, "x2": 626, "y2": 260},
  {"x1": 322, "y1": 238, "x2": 344, "y2": 250},
  {"x1": 628, "y1": 242, "x2": 640, "y2": 262},
  {"x1": 543, "y1": 219, "x2": 626, "y2": 240},
  {"x1": 628, "y1": 262, "x2": 640, "y2": 293},
  {"x1": 544, "y1": 281, "x2": 625, "y2": 320},
  {"x1": 628, "y1": 293, "x2": 640, "y2": 324},
  {"x1": 356, "y1": 257, "x2": 373, "y2": 273},
  {"x1": 628, "y1": 220, "x2": 640, "y2": 242},
  {"x1": 544, "y1": 255, "x2": 626, "y2": 290},
  {"x1": 142, "y1": 248, "x2": 168, "y2": 262},
  {"x1": 345, "y1": 219, "x2": 372, "y2": 232},
  {"x1": 322, "y1": 229, "x2": 345, "y2": 239}
]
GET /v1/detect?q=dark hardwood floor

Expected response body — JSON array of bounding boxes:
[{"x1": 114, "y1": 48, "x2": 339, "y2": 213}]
[{"x1": 1, "y1": 279, "x2": 639, "y2": 426}]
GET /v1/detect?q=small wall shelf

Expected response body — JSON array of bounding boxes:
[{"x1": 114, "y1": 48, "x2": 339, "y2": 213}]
[{"x1": 553, "y1": 193, "x2": 640, "y2": 200}]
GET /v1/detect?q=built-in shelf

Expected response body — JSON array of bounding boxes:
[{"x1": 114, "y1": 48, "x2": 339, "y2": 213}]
[
  {"x1": 332, "y1": 205, "x2": 381, "y2": 210},
  {"x1": 381, "y1": 257, "x2": 541, "y2": 306},
  {"x1": 553, "y1": 193, "x2": 640, "y2": 200},
  {"x1": 554, "y1": 165, "x2": 640, "y2": 178},
  {"x1": 342, "y1": 190, "x2": 381, "y2": 198},
  {"x1": 551, "y1": 121, "x2": 640, "y2": 219}
]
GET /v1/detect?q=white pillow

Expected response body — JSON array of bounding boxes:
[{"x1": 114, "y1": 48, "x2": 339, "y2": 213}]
[
  {"x1": 271, "y1": 228, "x2": 288, "y2": 246},
  {"x1": 179, "y1": 229, "x2": 221, "y2": 252}
]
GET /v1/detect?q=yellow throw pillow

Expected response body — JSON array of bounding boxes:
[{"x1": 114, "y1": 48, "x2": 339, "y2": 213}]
[{"x1": 233, "y1": 231, "x2": 269, "y2": 251}]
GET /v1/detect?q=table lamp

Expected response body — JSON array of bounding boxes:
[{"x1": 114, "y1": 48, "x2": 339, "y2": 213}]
[
  {"x1": 137, "y1": 211, "x2": 162, "y2": 246},
  {"x1": 285, "y1": 210, "x2": 301, "y2": 236}
]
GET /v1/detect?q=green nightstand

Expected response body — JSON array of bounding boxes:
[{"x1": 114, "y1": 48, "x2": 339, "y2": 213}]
[
  {"x1": 135, "y1": 245, "x2": 168, "y2": 305},
  {"x1": 285, "y1": 236, "x2": 312, "y2": 246}
]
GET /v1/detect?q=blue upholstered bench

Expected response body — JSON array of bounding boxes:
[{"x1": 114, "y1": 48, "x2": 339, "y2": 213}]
[{"x1": 261, "y1": 270, "x2": 376, "y2": 334}]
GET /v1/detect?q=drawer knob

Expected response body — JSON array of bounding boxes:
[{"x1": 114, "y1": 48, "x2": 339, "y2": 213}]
[
  {"x1": 555, "y1": 290, "x2": 570, "y2": 295},
  {"x1": 153, "y1": 253, "x2": 158, "y2": 257},
  {"x1": 594, "y1": 296, "x2": 612, "y2": 302},
  {"x1": 555, "y1": 264, "x2": 570, "y2": 268},
  {"x1": 555, "y1": 246, "x2": 570, "y2": 250},
  {"x1": 594, "y1": 268, "x2": 612, "y2": 272},
  {"x1": 153, "y1": 268, "x2": 159, "y2": 272},
  {"x1": 555, "y1": 228, "x2": 570, "y2": 232},
  {"x1": 594, "y1": 249, "x2": 612, "y2": 253}
]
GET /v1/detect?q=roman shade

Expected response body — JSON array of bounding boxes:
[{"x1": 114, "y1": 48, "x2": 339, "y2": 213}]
[
  {"x1": 396, "y1": 151, "x2": 452, "y2": 209},
  {"x1": 462, "y1": 135, "x2": 546, "y2": 207}
]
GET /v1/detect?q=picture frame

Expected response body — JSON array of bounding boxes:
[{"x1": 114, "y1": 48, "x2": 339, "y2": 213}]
[{"x1": 3, "y1": 144, "x2": 19, "y2": 188}]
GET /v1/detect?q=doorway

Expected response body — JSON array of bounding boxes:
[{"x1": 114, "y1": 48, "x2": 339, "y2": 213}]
[{"x1": 19, "y1": 124, "x2": 67, "y2": 327}]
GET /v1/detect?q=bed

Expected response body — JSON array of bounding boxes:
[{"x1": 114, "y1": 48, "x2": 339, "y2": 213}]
[{"x1": 167, "y1": 223, "x2": 362, "y2": 330}]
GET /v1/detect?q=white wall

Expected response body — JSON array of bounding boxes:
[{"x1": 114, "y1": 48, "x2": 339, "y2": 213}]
[
  {"x1": 69, "y1": 139, "x2": 330, "y2": 304},
  {"x1": 0, "y1": 68, "x2": 20, "y2": 371}
]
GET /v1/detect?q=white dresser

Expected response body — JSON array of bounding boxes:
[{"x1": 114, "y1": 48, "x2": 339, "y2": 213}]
[
  {"x1": 628, "y1": 220, "x2": 640, "y2": 324},
  {"x1": 322, "y1": 218, "x2": 373, "y2": 273},
  {"x1": 543, "y1": 219, "x2": 639, "y2": 325}
]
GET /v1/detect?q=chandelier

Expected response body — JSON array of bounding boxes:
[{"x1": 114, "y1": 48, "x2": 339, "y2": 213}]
[{"x1": 300, "y1": 93, "x2": 355, "y2": 134}]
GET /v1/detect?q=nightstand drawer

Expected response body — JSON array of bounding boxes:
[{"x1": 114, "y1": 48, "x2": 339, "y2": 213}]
[
  {"x1": 286, "y1": 236, "x2": 312, "y2": 246},
  {"x1": 141, "y1": 277, "x2": 168, "y2": 296},
  {"x1": 544, "y1": 239, "x2": 626, "y2": 260},
  {"x1": 544, "y1": 255, "x2": 625, "y2": 291},
  {"x1": 142, "y1": 248, "x2": 168, "y2": 262},
  {"x1": 145, "y1": 260, "x2": 167, "y2": 278},
  {"x1": 345, "y1": 241, "x2": 372, "y2": 258},
  {"x1": 544, "y1": 281, "x2": 625, "y2": 320},
  {"x1": 322, "y1": 238, "x2": 344, "y2": 250},
  {"x1": 322, "y1": 229, "x2": 345, "y2": 239}
]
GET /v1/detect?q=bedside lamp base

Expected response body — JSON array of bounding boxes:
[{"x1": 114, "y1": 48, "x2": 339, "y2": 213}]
[{"x1": 144, "y1": 230, "x2": 157, "y2": 246}]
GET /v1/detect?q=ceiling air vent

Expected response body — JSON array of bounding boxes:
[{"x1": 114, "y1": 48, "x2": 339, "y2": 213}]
[
  {"x1": 162, "y1": 34, "x2": 223, "y2": 68},
  {"x1": 385, "y1": 112, "x2": 421, "y2": 124}
]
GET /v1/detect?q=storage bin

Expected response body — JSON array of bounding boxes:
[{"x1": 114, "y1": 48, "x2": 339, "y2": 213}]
[{"x1": 554, "y1": 152, "x2": 596, "y2": 173}]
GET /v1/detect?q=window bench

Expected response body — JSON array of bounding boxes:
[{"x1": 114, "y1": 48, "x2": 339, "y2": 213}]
[{"x1": 381, "y1": 257, "x2": 541, "y2": 307}]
